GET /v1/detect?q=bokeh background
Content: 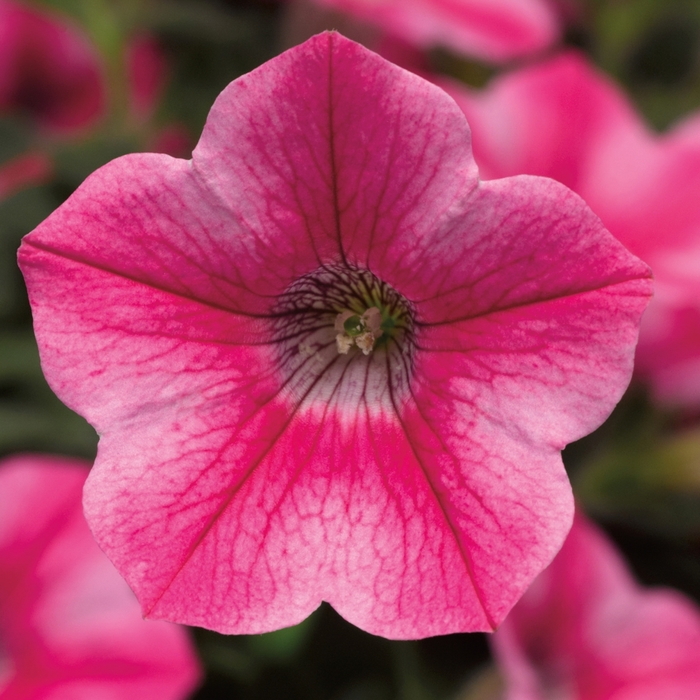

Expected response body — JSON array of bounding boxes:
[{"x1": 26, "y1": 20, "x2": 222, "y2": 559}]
[{"x1": 3, "y1": 0, "x2": 700, "y2": 698}]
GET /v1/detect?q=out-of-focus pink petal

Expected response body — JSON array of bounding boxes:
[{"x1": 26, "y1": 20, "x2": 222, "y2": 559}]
[
  {"x1": 312, "y1": 0, "x2": 560, "y2": 62},
  {"x1": 19, "y1": 33, "x2": 651, "y2": 638},
  {"x1": 0, "y1": 151, "x2": 52, "y2": 201},
  {"x1": 126, "y1": 34, "x2": 168, "y2": 122},
  {"x1": 443, "y1": 52, "x2": 637, "y2": 189},
  {"x1": 0, "y1": 455, "x2": 201, "y2": 700},
  {"x1": 493, "y1": 512, "x2": 700, "y2": 700},
  {"x1": 0, "y1": 0, "x2": 105, "y2": 133},
  {"x1": 448, "y1": 50, "x2": 700, "y2": 407}
]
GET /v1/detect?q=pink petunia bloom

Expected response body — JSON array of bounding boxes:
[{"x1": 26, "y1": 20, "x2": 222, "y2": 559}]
[
  {"x1": 0, "y1": 454, "x2": 201, "y2": 699},
  {"x1": 446, "y1": 51, "x2": 700, "y2": 406},
  {"x1": 0, "y1": 0, "x2": 105, "y2": 133},
  {"x1": 493, "y1": 511, "x2": 700, "y2": 700},
  {"x1": 19, "y1": 33, "x2": 651, "y2": 639},
  {"x1": 310, "y1": 0, "x2": 561, "y2": 63}
]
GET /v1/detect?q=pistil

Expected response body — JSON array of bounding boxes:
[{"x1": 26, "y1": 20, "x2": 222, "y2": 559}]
[{"x1": 335, "y1": 307, "x2": 383, "y2": 355}]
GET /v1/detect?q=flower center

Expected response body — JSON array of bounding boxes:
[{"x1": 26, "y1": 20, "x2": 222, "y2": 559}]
[
  {"x1": 334, "y1": 307, "x2": 383, "y2": 356},
  {"x1": 272, "y1": 264, "x2": 415, "y2": 412}
]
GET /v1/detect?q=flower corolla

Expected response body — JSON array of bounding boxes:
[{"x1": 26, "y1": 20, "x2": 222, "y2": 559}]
[{"x1": 19, "y1": 33, "x2": 651, "y2": 639}]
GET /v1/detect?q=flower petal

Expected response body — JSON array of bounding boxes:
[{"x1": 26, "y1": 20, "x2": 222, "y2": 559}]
[
  {"x1": 389, "y1": 177, "x2": 650, "y2": 628},
  {"x1": 194, "y1": 32, "x2": 479, "y2": 280},
  {"x1": 89, "y1": 395, "x2": 563, "y2": 637}
]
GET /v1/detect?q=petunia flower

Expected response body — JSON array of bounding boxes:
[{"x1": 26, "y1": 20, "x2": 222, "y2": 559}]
[
  {"x1": 0, "y1": 0, "x2": 105, "y2": 133},
  {"x1": 308, "y1": 0, "x2": 561, "y2": 63},
  {"x1": 0, "y1": 454, "x2": 201, "y2": 699},
  {"x1": 19, "y1": 32, "x2": 652, "y2": 639},
  {"x1": 446, "y1": 51, "x2": 700, "y2": 406},
  {"x1": 493, "y1": 511, "x2": 700, "y2": 699}
]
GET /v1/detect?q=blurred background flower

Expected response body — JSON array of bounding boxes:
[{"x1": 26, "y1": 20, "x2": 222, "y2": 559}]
[
  {"x1": 0, "y1": 0, "x2": 105, "y2": 134},
  {"x1": 0, "y1": 454, "x2": 201, "y2": 699},
  {"x1": 492, "y1": 511, "x2": 700, "y2": 700},
  {"x1": 3, "y1": 0, "x2": 700, "y2": 698},
  {"x1": 306, "y1": 0, "x2": 561, "y2": 63}
]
